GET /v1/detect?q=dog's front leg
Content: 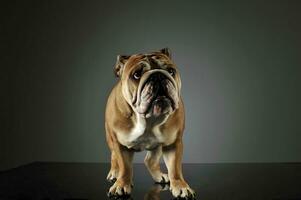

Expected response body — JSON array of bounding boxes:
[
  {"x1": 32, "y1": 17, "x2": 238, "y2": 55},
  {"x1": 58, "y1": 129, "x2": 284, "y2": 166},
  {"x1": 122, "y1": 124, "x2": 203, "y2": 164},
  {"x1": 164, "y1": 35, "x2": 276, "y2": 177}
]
[
  {"x1": 163, "y1": 139, "x2": 195, "y2": 199},
  {"x1": 108, "y1": 142, "x2": 134, "y2": 196}
]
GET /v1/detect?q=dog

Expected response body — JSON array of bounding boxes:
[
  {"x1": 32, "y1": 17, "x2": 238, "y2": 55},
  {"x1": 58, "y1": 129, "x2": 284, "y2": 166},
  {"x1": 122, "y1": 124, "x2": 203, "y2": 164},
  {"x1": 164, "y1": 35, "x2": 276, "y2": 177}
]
[{"x1": 105, "y1": 48, "x2": 195, "y2": 199}]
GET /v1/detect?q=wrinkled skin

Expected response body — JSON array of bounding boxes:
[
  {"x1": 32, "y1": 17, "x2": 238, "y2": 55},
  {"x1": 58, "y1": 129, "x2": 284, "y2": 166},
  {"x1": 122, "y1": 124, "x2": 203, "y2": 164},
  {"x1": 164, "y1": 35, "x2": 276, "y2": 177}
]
[{"x1": 136, "y1": 76, "x2": 177, "y2": 118}]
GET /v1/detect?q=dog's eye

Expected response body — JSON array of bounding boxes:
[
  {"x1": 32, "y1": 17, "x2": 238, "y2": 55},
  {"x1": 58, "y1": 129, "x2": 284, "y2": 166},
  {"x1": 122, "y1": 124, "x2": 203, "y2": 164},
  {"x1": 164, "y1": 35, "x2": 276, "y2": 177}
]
[
  {"x1": 167, "y1": 68, "x2": 176, "y2": 76},
  {"x1": 133, "y1": 70, "x2": 142, "y2": 80}
]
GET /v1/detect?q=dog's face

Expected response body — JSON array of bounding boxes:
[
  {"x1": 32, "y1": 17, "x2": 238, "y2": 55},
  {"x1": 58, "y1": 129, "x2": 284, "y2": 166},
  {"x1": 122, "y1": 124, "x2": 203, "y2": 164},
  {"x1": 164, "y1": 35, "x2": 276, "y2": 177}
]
[{"x1": 114, "y1": 48, "x2": 181, "y2": 118}]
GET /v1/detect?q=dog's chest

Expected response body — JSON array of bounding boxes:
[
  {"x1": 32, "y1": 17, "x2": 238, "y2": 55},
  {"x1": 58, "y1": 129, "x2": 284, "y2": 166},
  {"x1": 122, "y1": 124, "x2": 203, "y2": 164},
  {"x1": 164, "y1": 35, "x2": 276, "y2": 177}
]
[
  {"x1": 117, "y1": 116, "x2": 174, "y2": 151},
  {"x1": 125, "y1": 123, "x2": 162, "y2": 151}
]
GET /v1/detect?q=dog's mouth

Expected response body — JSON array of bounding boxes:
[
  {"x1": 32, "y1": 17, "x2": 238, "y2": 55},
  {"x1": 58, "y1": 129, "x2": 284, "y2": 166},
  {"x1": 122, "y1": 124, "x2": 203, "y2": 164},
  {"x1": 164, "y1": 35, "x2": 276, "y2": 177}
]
[
  {"x1": 147, "y1": 95, "x2": 174, "y2": 118},
  {"x1": 136, "y1": 73, "x2": 177, "y2": 118}
]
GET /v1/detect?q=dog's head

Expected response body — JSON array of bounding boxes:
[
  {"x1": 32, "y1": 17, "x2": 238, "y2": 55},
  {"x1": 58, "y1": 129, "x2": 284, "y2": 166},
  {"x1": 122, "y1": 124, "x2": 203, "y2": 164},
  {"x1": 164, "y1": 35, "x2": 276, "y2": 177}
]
[{"x1": 114, "y1": 48, "x2": 181, "y2": 118}]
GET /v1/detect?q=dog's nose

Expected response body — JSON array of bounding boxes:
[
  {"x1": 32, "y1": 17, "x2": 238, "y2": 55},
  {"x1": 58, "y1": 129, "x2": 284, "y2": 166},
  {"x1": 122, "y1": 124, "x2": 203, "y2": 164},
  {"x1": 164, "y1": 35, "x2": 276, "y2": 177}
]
[
  {"x1": 148, "y1": 72, "x2": 166, "y2": 82},
  {"x1": 148, "y1": 72, "x2": 168, "y2": 96}
]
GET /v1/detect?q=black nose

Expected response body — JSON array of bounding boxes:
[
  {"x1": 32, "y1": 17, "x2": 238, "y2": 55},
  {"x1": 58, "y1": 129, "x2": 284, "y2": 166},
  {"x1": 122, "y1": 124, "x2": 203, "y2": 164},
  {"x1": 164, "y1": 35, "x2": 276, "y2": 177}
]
[
  {"x1": 148, "y1": 72, "x2": 168, "y2": 96},
  {"x1": 148, "y1": 72, "x2": 166, "y2": 82}
]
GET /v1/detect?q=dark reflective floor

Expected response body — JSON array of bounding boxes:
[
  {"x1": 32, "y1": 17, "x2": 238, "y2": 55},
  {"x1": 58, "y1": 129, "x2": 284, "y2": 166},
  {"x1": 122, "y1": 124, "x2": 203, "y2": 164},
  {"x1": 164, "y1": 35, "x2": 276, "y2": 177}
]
[{"x1": 0, "y1": 162, "x2": 301, "y2": 200}]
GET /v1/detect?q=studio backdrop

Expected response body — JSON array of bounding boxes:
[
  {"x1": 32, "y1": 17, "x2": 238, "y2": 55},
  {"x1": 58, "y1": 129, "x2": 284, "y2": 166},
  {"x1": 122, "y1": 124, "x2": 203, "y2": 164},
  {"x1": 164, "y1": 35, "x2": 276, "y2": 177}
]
[{"x1": 1, "y1": 1, "x2": 300, "y2": 171}]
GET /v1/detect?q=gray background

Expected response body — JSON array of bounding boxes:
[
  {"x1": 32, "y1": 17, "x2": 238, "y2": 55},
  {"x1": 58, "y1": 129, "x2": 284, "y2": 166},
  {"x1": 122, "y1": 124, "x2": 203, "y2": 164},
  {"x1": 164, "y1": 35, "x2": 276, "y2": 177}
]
[{"x1": 1, "y1": 1, "x2": 301, "y2": 171}]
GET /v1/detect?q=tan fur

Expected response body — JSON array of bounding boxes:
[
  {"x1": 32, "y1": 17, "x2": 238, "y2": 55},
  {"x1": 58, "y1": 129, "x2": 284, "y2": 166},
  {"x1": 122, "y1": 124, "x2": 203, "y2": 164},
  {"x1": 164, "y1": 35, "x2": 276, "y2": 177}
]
[{"x1": 105, "y1": 49, "x2": 195, "y2": 198}]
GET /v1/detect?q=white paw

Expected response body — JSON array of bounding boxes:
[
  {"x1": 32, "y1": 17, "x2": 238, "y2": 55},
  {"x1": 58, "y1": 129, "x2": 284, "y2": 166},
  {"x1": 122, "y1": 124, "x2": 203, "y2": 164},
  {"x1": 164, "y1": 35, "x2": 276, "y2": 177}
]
[
  {"x1": 170, "y1": 180, "x2": 195, "y2": 199},
  {"x1": 106, "y1": 169, "x2": 118, "y2": 183},
  {"x1": 153, "y1": 173, "x2": 170, "y2": 184},
  {"x1": 107, "y1": 180, "x2": 132, "y2": 196}
]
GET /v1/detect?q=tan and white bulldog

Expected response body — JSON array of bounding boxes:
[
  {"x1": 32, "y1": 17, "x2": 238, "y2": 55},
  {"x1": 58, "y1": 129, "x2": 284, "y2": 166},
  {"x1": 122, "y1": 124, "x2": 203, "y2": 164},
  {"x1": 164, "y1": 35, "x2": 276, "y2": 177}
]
[{"x1": 105, "y1": 48, "x2": 195, "y2": 199}]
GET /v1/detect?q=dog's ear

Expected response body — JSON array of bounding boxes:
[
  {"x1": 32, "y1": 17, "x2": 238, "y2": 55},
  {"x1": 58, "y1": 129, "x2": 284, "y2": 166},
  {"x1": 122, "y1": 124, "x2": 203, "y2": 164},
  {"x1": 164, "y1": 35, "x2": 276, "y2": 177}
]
[
  {"x1": 159, "y1": 48, "x2": 171, "y2": 58},
  {"x1": 114, "y1": 55, "x2": 130, "y2": 77}
]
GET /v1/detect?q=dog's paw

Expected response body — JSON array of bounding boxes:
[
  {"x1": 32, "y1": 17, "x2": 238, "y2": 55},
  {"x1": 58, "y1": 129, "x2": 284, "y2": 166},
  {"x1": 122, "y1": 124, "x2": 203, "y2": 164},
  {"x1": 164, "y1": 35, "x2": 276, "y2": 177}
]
[
  {"x1": 153, "y1": 173, "x2": 170, "y2": 184},
  {"x1": 107, "y1": 180, "x2": 132, "y2": 197},
  {"x1": 170, "y1": 180, "x2": 195, "y2": 199},
  {"x1": 106, "y1": 169, "x2": 118, "y2": 183}
]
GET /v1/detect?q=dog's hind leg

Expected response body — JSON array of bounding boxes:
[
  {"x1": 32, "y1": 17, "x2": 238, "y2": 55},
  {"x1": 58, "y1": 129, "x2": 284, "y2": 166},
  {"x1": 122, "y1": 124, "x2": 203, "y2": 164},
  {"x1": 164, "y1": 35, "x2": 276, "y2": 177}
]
[{"x1": 144, "y1": 145, "x2": 169, "y2": 184}]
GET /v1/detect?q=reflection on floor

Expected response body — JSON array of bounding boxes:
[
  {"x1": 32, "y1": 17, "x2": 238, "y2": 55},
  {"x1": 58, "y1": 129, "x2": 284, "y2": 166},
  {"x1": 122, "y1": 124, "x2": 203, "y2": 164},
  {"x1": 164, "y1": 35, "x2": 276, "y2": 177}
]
[{"x1": 0, "y1": 162, "x2": 301, "y2": 199}]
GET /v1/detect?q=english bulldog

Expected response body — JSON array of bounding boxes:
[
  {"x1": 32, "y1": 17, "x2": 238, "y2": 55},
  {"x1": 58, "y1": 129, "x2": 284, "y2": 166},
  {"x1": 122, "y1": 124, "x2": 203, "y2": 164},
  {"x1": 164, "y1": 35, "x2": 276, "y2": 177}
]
[{"x1": 105, "y1": 48, "x2": 195, "y2": 199}]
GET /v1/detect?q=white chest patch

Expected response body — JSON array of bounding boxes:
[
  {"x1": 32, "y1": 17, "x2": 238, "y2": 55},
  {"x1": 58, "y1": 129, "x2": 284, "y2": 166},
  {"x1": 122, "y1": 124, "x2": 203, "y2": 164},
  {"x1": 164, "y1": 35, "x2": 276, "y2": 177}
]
[{"x1": 116, "y1": 114, "x2": 176, "y2": 151}]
